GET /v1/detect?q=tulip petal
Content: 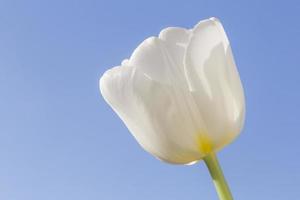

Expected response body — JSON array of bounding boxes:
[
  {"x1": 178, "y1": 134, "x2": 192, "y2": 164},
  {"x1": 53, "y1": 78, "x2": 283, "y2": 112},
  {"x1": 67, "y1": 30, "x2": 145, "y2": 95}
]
[
  {"x1": 128, "y1": 37, "x2": 172, "y2": 85},
  {"x1": 100, "y1": 65, "x2": 208, "y2": 164},
  {"x1": 159, "y1": 27, "x2": 191, "y2": 49},
  {"x1": 158, "y1": 27, "x2": 191, "y2": 75},
  {"x1": 184, "y1": 18, "x2": 245, "y2": 151},
  {"x1": 129, "y1": 32, "x2": 191, "y2": 86}
]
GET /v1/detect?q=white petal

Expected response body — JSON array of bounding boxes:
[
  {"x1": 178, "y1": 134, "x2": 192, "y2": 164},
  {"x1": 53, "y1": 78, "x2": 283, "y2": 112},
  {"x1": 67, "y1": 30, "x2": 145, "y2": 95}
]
[
  {"x1": 184, "y1": 17, "x2": 245, "y2": 151},
  {"x1": 100, "y1": 65, "x2": 206, "y2": 164},
  {"x1": 158, "y1": 27, "x2": 191, "y2": 76},
  {"x1": 128, "y1": 35, "x2": 190, "y2": 86},
  {"x1": 159, "y1": 27, "x2": 190, "y2": 46},
  {"x1": 121, "y1": 59, "x2": 129, "y2": 65},
  {"x1": 128, "y1": 37, "x2": 170, "y2": 84}
]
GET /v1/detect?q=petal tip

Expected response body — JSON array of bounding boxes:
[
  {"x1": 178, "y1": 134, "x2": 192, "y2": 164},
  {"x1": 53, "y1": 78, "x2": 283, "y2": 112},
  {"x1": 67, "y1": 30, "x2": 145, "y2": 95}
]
[
  {"x1": 158, "y1": 27, "x2": 173, "y2": 39},
  {"x1": 209, "y1": 17, "x2": 221, "y2": 23},
  {"x1": 129, "y1": 36, "x2": 160, "y2": 61},
  {"x1": 121, "y1": 59, "x2": 129, "y2": 66},
  {"x1": 145, "y1": 36, "x2": 160, "y2": 44},
  {"x1": 158, "y1": 27, "x2": 191, "y2": 44},
  {"x1": 208, "y1": 17, "x2": 225, "y2": 29},
  {"x1": 99, "y1": 70, "x2": 111, "y2": 96},
  {"x1": 99, "y1": 73, "x2": 107, "y2": 97},
  {"x1": 99, "y1": 66, "x2": 120, "y2": 95}
]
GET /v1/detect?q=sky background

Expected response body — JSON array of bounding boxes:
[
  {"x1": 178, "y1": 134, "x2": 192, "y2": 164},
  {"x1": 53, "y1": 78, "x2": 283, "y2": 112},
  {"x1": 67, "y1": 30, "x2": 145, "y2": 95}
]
[{"x1": 0, "y1": 0, "x2": 300, "y2": 199}]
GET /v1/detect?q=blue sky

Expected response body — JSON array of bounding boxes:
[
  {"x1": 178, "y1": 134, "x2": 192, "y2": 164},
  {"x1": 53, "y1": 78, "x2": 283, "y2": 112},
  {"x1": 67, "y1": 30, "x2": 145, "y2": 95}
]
[{"x1": 0, "y1": 0, "x2": 300, "y2": 199}]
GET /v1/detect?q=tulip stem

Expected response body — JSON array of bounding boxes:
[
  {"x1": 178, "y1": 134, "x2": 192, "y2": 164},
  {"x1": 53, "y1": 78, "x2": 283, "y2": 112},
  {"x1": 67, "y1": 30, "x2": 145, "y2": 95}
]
[{"x1": 204, "y1": 152, "x2": 233, "y2": 200}]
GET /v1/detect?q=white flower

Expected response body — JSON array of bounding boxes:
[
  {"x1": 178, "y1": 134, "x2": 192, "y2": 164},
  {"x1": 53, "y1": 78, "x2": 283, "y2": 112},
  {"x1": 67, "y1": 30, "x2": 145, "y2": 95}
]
[{"x1": 100, "y1": 17, "x2": 245, "y2": 165}]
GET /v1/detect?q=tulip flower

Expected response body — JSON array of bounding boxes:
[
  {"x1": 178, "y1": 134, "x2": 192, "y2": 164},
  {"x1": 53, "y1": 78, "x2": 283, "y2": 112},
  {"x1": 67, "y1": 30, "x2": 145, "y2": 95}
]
[{"x1": 100, "y1": 17, "x2": 245, "y2": 200}]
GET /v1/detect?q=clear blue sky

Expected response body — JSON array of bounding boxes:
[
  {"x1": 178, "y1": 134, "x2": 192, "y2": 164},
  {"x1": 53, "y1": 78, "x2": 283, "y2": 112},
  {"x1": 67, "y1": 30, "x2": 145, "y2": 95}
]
[{"x1": 0, "y1": 0, "x2": 299, "y2": 199}]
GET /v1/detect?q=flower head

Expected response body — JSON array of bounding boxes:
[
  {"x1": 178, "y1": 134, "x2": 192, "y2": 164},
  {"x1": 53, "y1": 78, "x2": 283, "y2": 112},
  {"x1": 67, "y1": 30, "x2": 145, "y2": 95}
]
[{"x1": 100, "y1": 17, "x2": 245, "y2": 165}]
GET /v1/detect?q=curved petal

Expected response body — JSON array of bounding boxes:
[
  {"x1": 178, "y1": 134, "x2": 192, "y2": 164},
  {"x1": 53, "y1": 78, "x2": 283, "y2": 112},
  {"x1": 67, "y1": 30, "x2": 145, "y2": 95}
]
[
  {"x1": 128, "y1": 33, "x2": 190, "y2": 87},
  {"x1": 128, "y1": 37, "x2": 172, "y2": 85},
  {"x1": 100, "y1": 65, "x2": 207, "y2": 164},
  {"x1": 159, "y1": 27, "x2": 190, "y2": 46},
  {"x1": 184, "y1": 17, "x2": 245, "y2": 151},
  {"x1": 158, "y1": 27, "x2": 191, "y2": 75}
]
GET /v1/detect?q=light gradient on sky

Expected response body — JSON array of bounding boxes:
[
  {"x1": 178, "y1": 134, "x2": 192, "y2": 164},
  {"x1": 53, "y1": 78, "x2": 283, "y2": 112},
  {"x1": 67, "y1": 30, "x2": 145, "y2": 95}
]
[{"x1": 1, "y1": 0, "x2": 300, "y2": 199}]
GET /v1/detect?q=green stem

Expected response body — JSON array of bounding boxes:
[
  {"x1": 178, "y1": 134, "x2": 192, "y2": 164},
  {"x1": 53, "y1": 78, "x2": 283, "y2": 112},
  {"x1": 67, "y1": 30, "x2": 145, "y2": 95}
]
[{"x1": 203, "y1": 152, "x2": 233, "y2": 200}]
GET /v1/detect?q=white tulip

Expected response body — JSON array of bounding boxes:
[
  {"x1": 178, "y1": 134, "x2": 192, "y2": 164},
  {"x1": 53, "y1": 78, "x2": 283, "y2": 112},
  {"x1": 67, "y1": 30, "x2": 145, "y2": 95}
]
[{"x1": 100, "y1": 17, "x2": 245, "y2": 165}]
